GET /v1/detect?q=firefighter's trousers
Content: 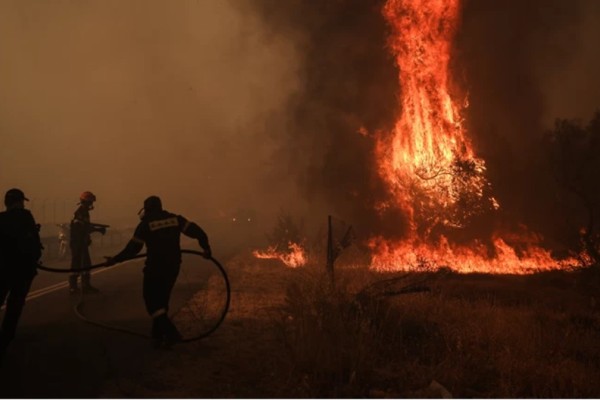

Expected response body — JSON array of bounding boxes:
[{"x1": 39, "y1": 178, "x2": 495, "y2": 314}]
[
  {"x1": 142, "y1": 263, "x2": 180, "y2": 316},
  {"x1": 0, "y1": 271, "x2": 34, "y2": 349},
  {"x1": 69, "y1": 243, "x2": 92, "y2": 288}
]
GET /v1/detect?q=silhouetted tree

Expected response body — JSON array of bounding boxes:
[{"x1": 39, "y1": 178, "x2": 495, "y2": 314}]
[{"x1": 544, "y1": 111, "x2": 600, "y2": 265}]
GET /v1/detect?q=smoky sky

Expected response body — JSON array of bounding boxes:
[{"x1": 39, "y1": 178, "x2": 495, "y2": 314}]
[
  {"x1": 238, "y1": 0, "x2": 404, "y2": 238},
  {"x1": 455, "y1": 0, "x2": 600, "y2": 246},
  {"x1": 2, "y1": 0, "x2": 600, "y2": 248},
  {"x1": 0, "y1": 0, "x2": 303, "y2": 229}
]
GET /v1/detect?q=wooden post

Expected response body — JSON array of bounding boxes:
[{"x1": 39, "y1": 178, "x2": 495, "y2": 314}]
[{"x1": 326, "y1": 215, "x2": 334, "y2": 288}]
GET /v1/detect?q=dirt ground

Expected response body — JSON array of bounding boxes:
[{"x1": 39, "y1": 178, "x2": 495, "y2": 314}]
[{"x1": 99, "y1": 253, "x2": 298, "y2": 398}]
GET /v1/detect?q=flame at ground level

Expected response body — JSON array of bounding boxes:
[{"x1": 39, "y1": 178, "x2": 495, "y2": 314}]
[
  {"x1": 369, "y1": 236, "x2": 587, "y2": 274},
  {"x1": 253, "y1": 242, "x2": 307, "y2": 268}
]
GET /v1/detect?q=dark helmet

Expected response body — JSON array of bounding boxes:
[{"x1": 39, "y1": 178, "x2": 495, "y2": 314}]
[
  {"x1": 5, "y1": 188, "x2": 29, "y2": 206},
  {"x1": 139, "y1": 196, "x2": 162, "y2": 219},
  {"x1": 144, "y1": 196, "x2": 162, "y2": 211},
  {"x1": 79, "y1": 191, "x2": 96, "y2": 203}
]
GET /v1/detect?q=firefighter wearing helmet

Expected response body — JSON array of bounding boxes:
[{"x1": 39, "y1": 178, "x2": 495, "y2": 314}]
[
  {"x1": 69, "y1": 191, "x2": 106, "y2": 293},
  {"x1": 105, "y1": 195, "x2": 212, "y2": 347}
]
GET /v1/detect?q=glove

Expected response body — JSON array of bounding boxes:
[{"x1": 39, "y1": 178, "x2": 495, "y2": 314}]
[{"x1": 104, "y1": 256, "x2": 116, "y2": 267}]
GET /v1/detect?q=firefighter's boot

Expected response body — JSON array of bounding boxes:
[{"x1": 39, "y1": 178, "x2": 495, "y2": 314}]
[
  {"x1": 163, "y1": 317, "x2": 182, "y2": 346},
  {"x1": 151, "y1": 315, "x2": 166, "y2": 348},
  {"x1": 82, "y1": 273, "x2": 99, "y2": 294}
]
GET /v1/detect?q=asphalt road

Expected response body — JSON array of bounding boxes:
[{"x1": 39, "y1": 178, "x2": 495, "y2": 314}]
[{"x1": 0, "y1": 246, "x2": 216, "y2": 398}]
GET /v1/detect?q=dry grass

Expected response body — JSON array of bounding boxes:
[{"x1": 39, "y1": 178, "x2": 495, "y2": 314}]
[
  {"x1": 274, "y1": 263, "x2": 600, "y2": 398},
  {"x1": 101, "y1": 252, "x2": 600, "y2": 398}
]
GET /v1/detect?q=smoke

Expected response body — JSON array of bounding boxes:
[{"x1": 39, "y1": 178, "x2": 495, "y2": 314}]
[
  {"x1": 239, "y1": 0, "x2": 404, "y2": 237},
  {"x1": 3, "y1": 0, "x2": 598, "y2": 251},
  {"x1": 536, "y1": 0, "x2": 600, "y2": 125},
  {"x1": 455, "y1": 0, "x2": 600, "y2": 246},
  {"x1": 245, "y1": 0, "x2": 600, "y2": 249},
  {"x1": 0, "y1": 0, "x2": 302, "y2": 234}
]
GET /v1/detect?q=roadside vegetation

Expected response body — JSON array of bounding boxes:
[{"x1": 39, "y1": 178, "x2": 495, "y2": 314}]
[
  {"x1": 110, "y1": 251, "x2": 600, "y2": 398},
  {"x1": 273, "y1": 260, "x2": 600, "y2": 398}
]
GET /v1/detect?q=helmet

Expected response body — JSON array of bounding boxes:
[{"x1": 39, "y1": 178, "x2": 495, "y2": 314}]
[
  {"x1": 5, "y1": 188, "x2": 29, "y2": 206},
  {"x1": 79, "y1": 191, "x2": 96, "y2": 203},
  {"x1": 139, "y1": 195, "x2": 162, "y2": 219},
  {"x1": 143, "y1": 196, "x2": 162, "y2": 212}
]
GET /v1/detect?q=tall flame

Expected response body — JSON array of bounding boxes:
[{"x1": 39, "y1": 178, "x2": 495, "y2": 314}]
[
  {"x1": 384, "y1": 0, "x2": 468, "y2": 171},
  {"x1": 377, "y1": 0, "x2": 492, "y2": 230},
  {"x1": 372, "y1": 0, "x2": 582, "y2": 273}
]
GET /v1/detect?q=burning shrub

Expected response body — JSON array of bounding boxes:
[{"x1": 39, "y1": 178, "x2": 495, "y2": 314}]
[
  {"x1": 265, "y1": 211, "x2": 305, "y2": 252},
  {"x1": 252, "y1": 211, "x2": 308, "y2": 268}
]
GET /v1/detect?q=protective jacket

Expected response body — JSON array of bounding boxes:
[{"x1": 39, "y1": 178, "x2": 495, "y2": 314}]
[
  {"x1": 113, "y1": 210, "x2": 211, "y2": 268},
  {"x1": 0, "y1": 209, "x2": 42, "y2": 278},
  {"x1": 70, "y1": 205, "x2": 93, "y2": 247}
]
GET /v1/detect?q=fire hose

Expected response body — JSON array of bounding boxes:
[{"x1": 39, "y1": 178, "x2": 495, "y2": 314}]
[{"x1": 36, "y1": 250, "x2": 231, "y2": 343}]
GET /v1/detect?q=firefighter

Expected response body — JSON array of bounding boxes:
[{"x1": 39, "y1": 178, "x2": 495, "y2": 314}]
[
  {"x1": 0, "y1": 189, "x2": 43, "y2": 361},
  {"x1": 105, "y1": 196, "x2": 211, "y2": 347},
  {"x1": 69, "y1": 191, "x2": 106, "y2": 293}
]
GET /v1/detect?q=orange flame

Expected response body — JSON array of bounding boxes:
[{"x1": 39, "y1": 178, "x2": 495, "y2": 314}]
[
  {"x1": 369, "y1": 236, "x2": 584, "y2": 274},
  {"x1": 372, "y1": 0, "x2": 584, "y2": 273},
  {"x1": 377, "y1": 0, "x2": 490, "y2": 227},
  {"x1": 253, "y1": 242, "x2": 307, "y2": 268}
]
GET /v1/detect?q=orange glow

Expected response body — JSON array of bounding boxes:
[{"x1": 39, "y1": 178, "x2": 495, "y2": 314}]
[
  {"x1": 377, "y1": 0, "x2": 487, "y2": 228},
  {"x1": 371, "y1": 0, "x2": 584, "y2": 273},
  {"x1": 369, "y1": 235, "x2": 582, "y2": 274},
  {"x1": 253, "y1": 242, "x2": 307, "y2": 268}
]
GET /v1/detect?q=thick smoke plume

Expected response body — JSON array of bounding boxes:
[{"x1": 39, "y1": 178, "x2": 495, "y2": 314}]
[
  {"x1": 242, "y1": 0, "x2": 403, "y2": 238},
  {"x1": 247, "y1": 0, "x2": 600, "y2": 251},
  {"x1": 0, "y1": 0, "x2": 303, "y2": 236},
  {"x1": 455, "y1": 0, "x2": 597, "y2": 249}
]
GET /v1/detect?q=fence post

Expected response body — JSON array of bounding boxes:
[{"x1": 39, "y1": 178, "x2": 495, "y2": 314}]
[{"x1": 326, "y1": 215, "x2": 334, "y2": 288}]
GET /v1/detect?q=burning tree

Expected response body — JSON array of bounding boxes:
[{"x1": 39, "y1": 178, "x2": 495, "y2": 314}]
[
  {"x1": 375, "y1": 0, "x2": 498, "y2": 237},
  {"x1": 251, "y1": 0, "x2": 587, "y2": 274},
  {"x1": 368, "y1": 0, "x2": 584, "y2": 273},
  {"x1": 376, "y1": 0, "x2": 495, "y2": 232}
]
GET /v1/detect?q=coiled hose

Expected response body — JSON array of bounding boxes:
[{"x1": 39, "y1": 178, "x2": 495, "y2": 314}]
[{"x1": 36, "y1": 250, "x2": 231, "y2": 342}]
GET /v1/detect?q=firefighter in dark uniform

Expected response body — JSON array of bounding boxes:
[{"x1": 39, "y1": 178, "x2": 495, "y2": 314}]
[
  {"x1": 106, "y1": 196, "x2": 211, "y2": 346},
  {"x1": 69, "y1": 191, "x2": 106, "y2": 293},
  {"x1": 0, "y1": 189, "x2": 43, "y2": 361}
]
